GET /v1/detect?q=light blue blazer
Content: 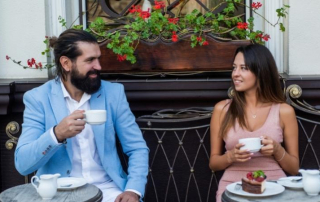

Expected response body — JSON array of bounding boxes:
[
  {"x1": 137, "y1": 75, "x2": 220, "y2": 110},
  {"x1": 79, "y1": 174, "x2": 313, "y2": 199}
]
[{"x1": 15, "y1": 79, "x2": 149, "y2": 197}]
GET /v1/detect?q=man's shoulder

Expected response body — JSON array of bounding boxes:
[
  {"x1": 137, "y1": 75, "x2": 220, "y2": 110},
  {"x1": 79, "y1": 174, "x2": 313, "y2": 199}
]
[
  {"x1": 25, "y1": 79, "x2": 57, "y2": 96},
  {"x1": 100, "y1": 80, "x2": 124, "y2": 92}
]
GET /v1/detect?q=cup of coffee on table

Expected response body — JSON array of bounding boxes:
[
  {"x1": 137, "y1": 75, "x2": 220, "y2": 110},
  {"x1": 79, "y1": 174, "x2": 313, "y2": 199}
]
[
  {"x1": 83, "y1": 110, "x2": 107, "y2": 125},
  {"x1": 239, "y1": 137, "x2": 262, "y2": 153}
]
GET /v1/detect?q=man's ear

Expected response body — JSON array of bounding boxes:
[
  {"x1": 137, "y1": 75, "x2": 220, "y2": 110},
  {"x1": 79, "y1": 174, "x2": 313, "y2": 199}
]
[{"x1": 60, "y1": 56, "x2": 72, "y2": 72}]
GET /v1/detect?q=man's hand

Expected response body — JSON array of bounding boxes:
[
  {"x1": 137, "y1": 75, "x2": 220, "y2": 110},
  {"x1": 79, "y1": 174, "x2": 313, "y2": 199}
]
[
  {"x1": 115, "y1": 191, "x2": 139, "y2": 202},
  {"x1": 54, "y1": 110, "x2": 86, "y2": 142}
]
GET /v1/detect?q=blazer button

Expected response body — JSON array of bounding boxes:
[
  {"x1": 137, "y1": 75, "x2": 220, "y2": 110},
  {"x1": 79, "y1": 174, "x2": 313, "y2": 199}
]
[{"x1": 67, "y1": 170, "x2": 70, "y2": 175}]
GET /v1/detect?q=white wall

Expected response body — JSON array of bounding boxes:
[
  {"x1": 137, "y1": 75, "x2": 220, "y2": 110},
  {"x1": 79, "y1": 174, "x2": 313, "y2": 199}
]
[
  {"x1": 288, "y1": 0, "x2": 320, "y2": 75},
  {"x1": 0, "y1": 0, "x2": 48, "y2": 79}
]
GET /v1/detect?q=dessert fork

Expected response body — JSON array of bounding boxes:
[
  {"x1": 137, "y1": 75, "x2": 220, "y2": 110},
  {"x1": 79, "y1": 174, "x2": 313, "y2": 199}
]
[
  {"x1": 234, "y1": 183, "x2": 242, "y2": 190},
  {"x1": 270, "y1": 177, "x2": 302, "y2": 183}
]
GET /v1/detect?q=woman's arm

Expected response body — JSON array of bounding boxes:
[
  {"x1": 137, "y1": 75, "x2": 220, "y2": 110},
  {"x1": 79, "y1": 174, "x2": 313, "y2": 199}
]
[
  {"x1": 277, "y1": 103, "x2": 299, "y2": 175},
  {"x1": 260, "y1": 103, "x2": 299, "y2": 175},
  {"x1": 209, "y1": 100, "x2": 252, "y2": 171}
]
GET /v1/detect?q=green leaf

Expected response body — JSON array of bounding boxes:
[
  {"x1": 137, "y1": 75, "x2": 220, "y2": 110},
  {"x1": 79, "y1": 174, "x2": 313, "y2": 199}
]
[
  {"x1": 107, "y1": 43, "x2": 113, "y2": 49},
  {"x1": 280, "y1": 23, "x2": 285, "y2": 32},
  {"x1": 217, "y1": 14, "x2": 224, "y2": 21},
  {"x1": 191, "y1": 9, "x2": 200, "y2": 15}
]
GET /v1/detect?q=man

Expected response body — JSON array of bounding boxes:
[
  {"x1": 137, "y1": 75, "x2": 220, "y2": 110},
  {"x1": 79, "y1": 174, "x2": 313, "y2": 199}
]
[{"x1": 14, "y1": 29, "x2": 149, "y2": 202}]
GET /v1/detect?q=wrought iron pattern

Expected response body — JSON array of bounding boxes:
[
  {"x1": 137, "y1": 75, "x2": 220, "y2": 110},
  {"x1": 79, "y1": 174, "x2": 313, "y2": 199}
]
[
  {"x1": 85, "y1": 0, "x2": 245, "y2": 39},
  {"x1": 286, "y1": 84, "x2": 320, "y2": 115},
  {"x1": 285, "y1": 84, "x2": 320, "y2": 170},
  {"x1": 136, "y1": 108, "x2": 220, "y2": 202},
  {"x1": 92, "y1": 0, "x2": 215, "y2": 19},
  {"x1": 5, "y1": 121, "x2": 19, "y2": 150},
  {"x1": 297, "y1": 116, "x2": 320, "y2": 170}
]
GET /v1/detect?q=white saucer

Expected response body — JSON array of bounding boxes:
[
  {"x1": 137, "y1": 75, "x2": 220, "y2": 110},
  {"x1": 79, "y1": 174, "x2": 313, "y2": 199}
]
[
  {"x1": 277, "y1": 176, "x2": 303, "y2": 189},
  {"x1": 57, "y1": 177, "x2": 87, "y2": 190},
  {"x1": 226, "y1": 181, "x2": 285, "y2": 197}
]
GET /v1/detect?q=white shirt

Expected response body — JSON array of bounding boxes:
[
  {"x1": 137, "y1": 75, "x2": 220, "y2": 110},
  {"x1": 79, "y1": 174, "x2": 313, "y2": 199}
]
[{"x1": 49, "y1": 81, "x2": 140, "y2": 197}]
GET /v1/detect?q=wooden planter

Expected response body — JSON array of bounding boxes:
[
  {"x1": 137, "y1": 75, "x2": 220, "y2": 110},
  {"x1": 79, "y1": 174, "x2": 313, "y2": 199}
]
[{"x1": 99, "y1": 34, "x2": 251, "y2": 73}]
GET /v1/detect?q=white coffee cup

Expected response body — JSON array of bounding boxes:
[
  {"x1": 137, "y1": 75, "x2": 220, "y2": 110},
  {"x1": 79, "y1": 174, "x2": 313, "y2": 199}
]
[
  {"x1": 83, "y1": 110, "x2": 107, "y2": 125},
  {"x1": 239, "y1": 137, "x2": 262, "y2": 153}
]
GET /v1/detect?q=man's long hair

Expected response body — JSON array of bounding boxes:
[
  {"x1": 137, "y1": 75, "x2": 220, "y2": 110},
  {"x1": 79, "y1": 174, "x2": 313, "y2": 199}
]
[
  {"x1": 49, "y1": 29, "x2": 98, "y2": 81},
  {"x1": 219, "y1": 44, "x2": 285, "y2": 138}
]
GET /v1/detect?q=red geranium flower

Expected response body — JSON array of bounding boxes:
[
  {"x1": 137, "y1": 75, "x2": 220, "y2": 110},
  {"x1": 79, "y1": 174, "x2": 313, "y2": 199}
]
[
  {"x1": 129, "y1": 5, "x2": 142, "y2": 13},
  {"x1": 203, "y1": 41, "x2": 209, "y2": 46},
  {"x1": 196, "y1": 37, "x2": 202, "y2": 42},
  {"x1": 237, "y1": 22, "x2": 248, "y2": 30},
  {"x1": 171, "y1": 31, "x2": 178, "y2": 42},
  {"x1": 255, "y1": 33, "x2": 263, "y2": 39},
  {"x1": 6, "y1": 55, "x2": 10, "y2": 60},
  {"x1": 262, "y1": 34, "x2": 270, "y2": 41},
  {"x1": 154, "y1": 1, "x2": 165, "y2": 10},
  {"x1": 168, "y1": 18, "x2": 179, "y2": 24},
  {"x1": 252, "y1": 2, "x2": 262, "y2": 9},
  {"x1": 117, "y1": 54, "x2": 127, "y2": 62},
  {"x1": 140, "y1": 9, "x2": 151, "y2": 19},
  {"x1": 27, "y1": 59, "x2": 32, "y2": 67}
]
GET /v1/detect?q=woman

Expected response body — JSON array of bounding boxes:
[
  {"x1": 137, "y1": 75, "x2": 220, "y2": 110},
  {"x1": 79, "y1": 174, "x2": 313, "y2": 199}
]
[{"x1": 209, "y1": 44, "x2": 299, "y2": 202}]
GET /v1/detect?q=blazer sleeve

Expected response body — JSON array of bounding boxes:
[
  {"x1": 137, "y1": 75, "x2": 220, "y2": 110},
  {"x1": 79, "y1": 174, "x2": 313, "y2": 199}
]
[
  {"x1": 14, "y1": 90, "x2": 62, "y2": 176},
  {"x1": 113, "y1": 84, "x2": 149, "y2": 197}
]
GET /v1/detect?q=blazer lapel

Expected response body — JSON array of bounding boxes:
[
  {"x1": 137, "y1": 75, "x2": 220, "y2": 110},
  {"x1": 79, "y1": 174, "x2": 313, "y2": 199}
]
[
  {"x1": 48, "y1": 80, "x2": 73, "y2": 161},
  {"x1": 90, "y1": 87, "x2": 106, "y2": 161}
]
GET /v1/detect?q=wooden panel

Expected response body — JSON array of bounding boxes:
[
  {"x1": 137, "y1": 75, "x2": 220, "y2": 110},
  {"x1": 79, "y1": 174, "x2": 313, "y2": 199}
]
[{"x1": 99, "y1": 35, "x2": 251, "y2": 73}]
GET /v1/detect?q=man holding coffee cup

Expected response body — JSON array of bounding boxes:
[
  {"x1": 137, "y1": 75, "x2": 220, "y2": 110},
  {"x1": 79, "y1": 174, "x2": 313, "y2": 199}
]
[{"x1": 15, "y1": 29, "x2": 149, "y2": 202}]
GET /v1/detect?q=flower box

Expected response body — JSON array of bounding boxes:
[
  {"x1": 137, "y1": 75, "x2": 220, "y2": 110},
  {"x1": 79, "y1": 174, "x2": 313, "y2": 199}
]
[{"x1": 99, "y1": 34, "x2": 251, "y2": 74}]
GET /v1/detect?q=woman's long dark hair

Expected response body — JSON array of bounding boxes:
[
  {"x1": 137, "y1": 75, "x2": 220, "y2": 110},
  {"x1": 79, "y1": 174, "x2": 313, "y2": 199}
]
[{"x1": 220, "y1": 44, "x2": 285, "y2": 138}]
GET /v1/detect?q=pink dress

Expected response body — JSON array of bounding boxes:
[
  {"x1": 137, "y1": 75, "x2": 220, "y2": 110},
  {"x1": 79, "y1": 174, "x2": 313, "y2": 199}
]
[{"x1": 216, "y1": 102, "x2": 286, "y2": 202}]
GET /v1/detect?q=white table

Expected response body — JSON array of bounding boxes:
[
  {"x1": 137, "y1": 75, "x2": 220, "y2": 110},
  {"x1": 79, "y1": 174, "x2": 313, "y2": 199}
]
[
  {"x1": 222, "y1": 188, "x2": 320, "y2": 202},
  {"x1": 0, "y1": 183, "x2": 102, "y2": 202}
]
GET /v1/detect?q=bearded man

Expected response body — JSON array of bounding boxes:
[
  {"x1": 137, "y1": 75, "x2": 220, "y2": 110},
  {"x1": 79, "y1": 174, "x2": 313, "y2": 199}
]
[{"x1": 15, "y1": 29, "x2": 149, "y2": 202}]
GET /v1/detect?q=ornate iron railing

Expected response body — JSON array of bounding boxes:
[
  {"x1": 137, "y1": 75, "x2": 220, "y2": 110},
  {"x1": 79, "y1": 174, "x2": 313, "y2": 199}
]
[{"x1": 135, "y1": 107, "x2": 219, "y2": 202}]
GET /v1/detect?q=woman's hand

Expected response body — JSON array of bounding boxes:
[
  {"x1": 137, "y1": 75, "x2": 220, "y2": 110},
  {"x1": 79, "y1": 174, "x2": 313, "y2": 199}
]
[
  {"x1": 260, "y1": 136, "x2": 279, "y2": 156},
  {"x1": 227, "y1": 143, "x2": 253, "y2": 163}
]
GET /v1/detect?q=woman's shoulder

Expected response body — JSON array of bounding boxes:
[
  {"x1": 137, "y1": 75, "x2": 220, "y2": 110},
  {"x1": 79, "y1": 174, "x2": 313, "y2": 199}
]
[
  {"x1": 279, "y1": 102, "x2": 295, "y2": 116},
  {"x1": 278, "y1": 102, "x2": 296, "y2": 124},
  {"x1": 214, "y1": 99, "x2": 231, "y2": 113}
]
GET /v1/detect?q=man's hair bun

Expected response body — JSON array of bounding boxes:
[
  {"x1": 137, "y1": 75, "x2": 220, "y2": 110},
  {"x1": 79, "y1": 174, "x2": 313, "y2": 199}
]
[{"x1": 49, "y1": 36, "x2": 58, "y2": 48}]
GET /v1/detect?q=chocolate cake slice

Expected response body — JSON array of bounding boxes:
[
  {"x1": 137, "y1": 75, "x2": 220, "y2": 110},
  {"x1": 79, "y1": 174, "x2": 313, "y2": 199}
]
[
  {"x1": 241, "y1": 170, "x2": 267, "y2": 194},
  {"x1": 241, "y1": 178, "x2": 266, "y2": 194}
]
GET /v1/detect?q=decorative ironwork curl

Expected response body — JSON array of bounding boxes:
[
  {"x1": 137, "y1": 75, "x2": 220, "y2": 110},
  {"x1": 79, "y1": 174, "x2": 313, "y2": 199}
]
[
  {"x1": 286, "y1": 84, "x2": 320, "y2": 115},
  {"x1": 228, "y1": 87, "x2": 234, "y2": 98},
  {"x1": 5, "y1": 121, "x2": 20, "y2": 150}
]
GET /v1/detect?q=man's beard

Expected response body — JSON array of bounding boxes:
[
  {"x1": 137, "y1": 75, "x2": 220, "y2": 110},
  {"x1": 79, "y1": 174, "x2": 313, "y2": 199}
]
[{"x1": 70, "y1": 65, "x2": 101, "y2": 94}]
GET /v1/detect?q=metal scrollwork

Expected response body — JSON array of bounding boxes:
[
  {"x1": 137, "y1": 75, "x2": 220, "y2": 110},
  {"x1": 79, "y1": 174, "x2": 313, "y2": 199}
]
[
  {"x1": 5, "y1": 121, "x2": 20, "y2": 150},
  {"x1": 286, "y1": 84, "x2": 320, "y2": 115},
  {"x1": 228, "y1": 87, "x2": 234, "y2": 98},
  {"x1": 287, "y1": 84, "x2": 302, "y2": 99}
]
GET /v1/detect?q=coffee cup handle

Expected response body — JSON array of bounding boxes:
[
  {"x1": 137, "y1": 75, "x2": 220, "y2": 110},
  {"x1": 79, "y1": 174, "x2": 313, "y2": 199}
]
[
  {"x1": 83, "y1": 112, "x2": 86, "y2": 122},
  {"x1": 31, "y1": 176, "x2": 39, "y2": 189}
]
